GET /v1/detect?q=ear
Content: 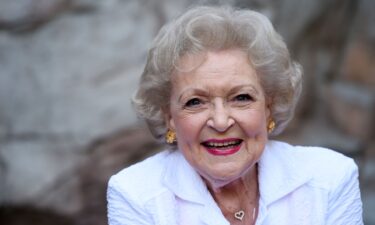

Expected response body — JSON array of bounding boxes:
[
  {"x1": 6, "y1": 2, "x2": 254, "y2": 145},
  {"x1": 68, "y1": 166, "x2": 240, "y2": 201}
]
[
  {"x1": 265, "y1": 97, "x2": 272, "y2": 119},
  {"x1": 162, "y1": 108, "x2": 176, "y2": 130}
]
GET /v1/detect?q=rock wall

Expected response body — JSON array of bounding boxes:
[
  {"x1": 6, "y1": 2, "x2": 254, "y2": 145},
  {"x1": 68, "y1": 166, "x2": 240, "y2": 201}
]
[{"x1": 0, "y1": 0, "x2": 374, "y2": 224}]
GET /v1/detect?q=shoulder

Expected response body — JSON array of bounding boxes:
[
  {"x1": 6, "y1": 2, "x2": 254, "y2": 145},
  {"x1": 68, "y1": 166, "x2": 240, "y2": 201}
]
[
  {"x1": 271, "y1": 141, "x2": 358, "y2": 189},
  {"x1": 296, "y1": 144, "x2": 357, "y2": 187},
  {"x1": 107, "y1": 150, "x2": 174, "y2": 204},
  {"x1": 263, "y1": 141, "x2": 362, "y2": 224}
]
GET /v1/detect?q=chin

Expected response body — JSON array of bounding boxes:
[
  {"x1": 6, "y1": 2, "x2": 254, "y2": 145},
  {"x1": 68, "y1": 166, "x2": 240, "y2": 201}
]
[{"x1": 202, "y1": 165, "x2": 246, "y2": 186}]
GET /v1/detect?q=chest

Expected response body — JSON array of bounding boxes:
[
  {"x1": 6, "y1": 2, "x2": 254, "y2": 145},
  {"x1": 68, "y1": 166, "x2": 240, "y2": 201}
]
[
  {"x1": 173, "y1": 185, "x2": 328, "y2": 225},
  {"x1": 257, "y1": 185, "x2": 328, "y2": 225}
]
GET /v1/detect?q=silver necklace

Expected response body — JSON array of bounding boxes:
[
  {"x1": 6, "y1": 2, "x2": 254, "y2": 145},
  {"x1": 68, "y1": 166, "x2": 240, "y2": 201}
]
[
  {"x1": 234, "y1": 210, "x2": 245, "y2": 221},
  {"x1": 234, "y1": 207, "x2": 256, "y2": 221}
]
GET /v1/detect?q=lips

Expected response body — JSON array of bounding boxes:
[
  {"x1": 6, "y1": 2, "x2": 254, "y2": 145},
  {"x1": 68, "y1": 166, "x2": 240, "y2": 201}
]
[{"x1": 201, "y1": 138, "x2": 243, "y2": 156}]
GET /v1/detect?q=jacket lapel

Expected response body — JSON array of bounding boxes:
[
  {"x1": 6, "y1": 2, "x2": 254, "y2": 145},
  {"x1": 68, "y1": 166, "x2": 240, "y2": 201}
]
[
  {"x1": 162, "y1": 141, "x2": 312, "y2": 224},
  {"x1": 163, "y1": 150, "x2": 229, "y2": 225},
  {"x1": 258, "y1": 141, "x2": 313, "y2": 206},
  {"x1": 163, "y1": 150, "x2": 208, "y2": 204}
]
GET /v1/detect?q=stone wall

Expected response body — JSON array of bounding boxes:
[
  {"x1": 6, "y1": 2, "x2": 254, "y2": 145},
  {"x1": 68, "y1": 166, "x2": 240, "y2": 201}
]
[{"x1": 0, "y1": 0, "x2": 374, "y2": 224}]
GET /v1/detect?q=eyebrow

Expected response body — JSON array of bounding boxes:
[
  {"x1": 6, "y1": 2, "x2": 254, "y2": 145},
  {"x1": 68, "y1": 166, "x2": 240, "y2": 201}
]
[
  {"x1": 228, "y1": 84, "x2": 260, "y2": 96},
  {"x1": 178, "y1": 88, "x2": 207, "y2": 103},
  {"x1": 177, "y1": 84, "x2": 260, "y2": 102}
]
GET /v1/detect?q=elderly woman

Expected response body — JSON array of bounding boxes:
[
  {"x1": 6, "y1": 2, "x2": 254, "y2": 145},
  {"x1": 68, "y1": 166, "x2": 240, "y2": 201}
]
[{"x1": 107, "y1": 6, "x2": 363, "y2": 225}]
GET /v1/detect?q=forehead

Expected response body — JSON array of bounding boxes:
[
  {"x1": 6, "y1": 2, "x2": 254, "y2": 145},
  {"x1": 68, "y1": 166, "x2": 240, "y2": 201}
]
[
  {"x1": 171, "y1": 49, "x2": 261, "y2": 89},
  {"x1": 175, "y1": 49, "x2": 251, "y2": 72}
]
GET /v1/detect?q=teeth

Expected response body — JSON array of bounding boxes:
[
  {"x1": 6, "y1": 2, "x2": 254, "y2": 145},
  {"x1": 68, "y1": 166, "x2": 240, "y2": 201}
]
[{"x1": 206, "y1": 140, "x2": 240, "y2": 147}]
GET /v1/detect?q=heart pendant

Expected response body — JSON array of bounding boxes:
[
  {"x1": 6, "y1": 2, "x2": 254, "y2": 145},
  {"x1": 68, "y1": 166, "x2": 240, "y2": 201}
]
[{"x1": 234, "y1": 210, "x2": 245, "y2": 221}]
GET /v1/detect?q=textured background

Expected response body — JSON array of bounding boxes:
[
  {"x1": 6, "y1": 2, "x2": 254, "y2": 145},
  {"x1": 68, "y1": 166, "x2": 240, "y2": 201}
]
[{"x1": 0, "y1": 0, "x2": 374, "y2": 224}]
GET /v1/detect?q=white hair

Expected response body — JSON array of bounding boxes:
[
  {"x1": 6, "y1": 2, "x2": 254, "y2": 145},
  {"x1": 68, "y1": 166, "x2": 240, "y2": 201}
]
[{"x1": 132, "y1": 5, "x2": 302, "y2": 144}]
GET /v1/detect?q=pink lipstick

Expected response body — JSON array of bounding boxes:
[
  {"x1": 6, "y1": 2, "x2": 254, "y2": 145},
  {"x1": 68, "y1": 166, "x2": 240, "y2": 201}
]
[{"x1": 201, "y1": 138, "x2": 243, "y2": 156}]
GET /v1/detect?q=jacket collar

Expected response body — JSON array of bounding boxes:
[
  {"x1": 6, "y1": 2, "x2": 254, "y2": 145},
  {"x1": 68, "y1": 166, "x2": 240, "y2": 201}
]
[
  {"x1": 258, "y1": 141, "x2": 313, "y2": 206},
  {"x1": 163, "y1": 150, "x2": 209, "y2": 205},
  {"x1": 163, "y1": 150, "x2": 229, "y2": 225},
  {"x1": 162, "y1": 140, "x2": 313, "y2": 211}
]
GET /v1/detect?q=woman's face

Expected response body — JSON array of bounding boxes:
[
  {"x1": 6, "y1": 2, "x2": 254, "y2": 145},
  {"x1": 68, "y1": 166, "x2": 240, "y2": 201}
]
[{"x1": 166, "y1": 49, "x2": 270, "y2": 188}]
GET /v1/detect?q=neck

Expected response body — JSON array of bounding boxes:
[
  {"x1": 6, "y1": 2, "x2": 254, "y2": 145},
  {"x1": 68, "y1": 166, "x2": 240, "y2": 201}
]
[
  {"x1": 204, "y1": 164, "x2": 259, "y2": 224},
  {"x1": 205, "y1": 164, "x2": 258, "y2": 195}
]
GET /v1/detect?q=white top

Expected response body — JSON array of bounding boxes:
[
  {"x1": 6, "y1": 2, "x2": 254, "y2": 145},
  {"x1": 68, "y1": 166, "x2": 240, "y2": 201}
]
[{"x1": 107, "y1": 141, "x2": 363, "y2": 225}]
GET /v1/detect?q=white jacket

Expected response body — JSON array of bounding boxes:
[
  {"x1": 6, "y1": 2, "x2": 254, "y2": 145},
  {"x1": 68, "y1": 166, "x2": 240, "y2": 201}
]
[{"x1": 107, "y1": 141, "x2": 363, "y2": 225}]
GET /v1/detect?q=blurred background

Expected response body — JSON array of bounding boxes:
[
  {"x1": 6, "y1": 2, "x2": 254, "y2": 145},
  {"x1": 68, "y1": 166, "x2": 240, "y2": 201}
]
[{"x1": 0, "y1": 0, "x2": 374, "y2": 224}]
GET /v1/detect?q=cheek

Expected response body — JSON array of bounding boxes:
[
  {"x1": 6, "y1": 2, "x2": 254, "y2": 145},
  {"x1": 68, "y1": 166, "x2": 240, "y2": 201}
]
[
  {"x1": 176, "y1": 123, "x2": 195, "y2": 141},
  {"x1": 173, "y1": 114, "x2": 205, "y2": 143},
  {"x1": 236, "y1": 110, "x2": 268, "y2": 135}
]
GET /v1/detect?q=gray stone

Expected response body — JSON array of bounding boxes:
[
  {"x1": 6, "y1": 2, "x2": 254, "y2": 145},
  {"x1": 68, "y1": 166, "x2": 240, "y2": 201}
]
[
  {"x1": 0, "y1": 0, "x2": 374, "y2": 222},
  {"x1": 340, "y1": 0, "x2": 375, "y2": 87},
  {"x1": 362, "y1": 159, "x2": 375, "y2": 186},
  {"x1": 0, "y1": 0, "x2": 167, "y2": 210},
  {"x1": 0, "y1": 0, "x2": 156, "y2": 144},
  {"x1": 340, "y1": 40, "x2": 375, "y2": 86},
  {"x1": 326, "y1": 81, "x2": 375, "y2": 141},
  {"x1": 0, "y1": 0, "x2": 69, "y2": 31},
  {"x1": 278, "y1": 118, "x2": 364, "y2": 157},
  {"x1": 273, "y1": 0, "x2": 338, "y2": 45},
  {"x1": 361, "y1": 143, "x2": 375, "y2": 186},
  {"x1": 362, "y1": 188, "x2": 375, "y2": 225},
  {"x1": 0, "y1": 139, "x2": 83, "y2": 207}
]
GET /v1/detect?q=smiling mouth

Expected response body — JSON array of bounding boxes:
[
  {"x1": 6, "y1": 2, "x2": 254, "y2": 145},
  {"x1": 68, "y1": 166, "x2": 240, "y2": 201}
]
[{"x1": 201, "y1": 139, "x2": 243, "y2": 156}]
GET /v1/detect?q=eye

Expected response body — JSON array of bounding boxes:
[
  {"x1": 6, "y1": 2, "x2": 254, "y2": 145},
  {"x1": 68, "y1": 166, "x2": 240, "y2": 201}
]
[
  {"x1": 185, "y1": 98, "x2": 202, "y2": 107},
  {"x1": 234, "y1": 94, "x2": 253, "y2": 102}
]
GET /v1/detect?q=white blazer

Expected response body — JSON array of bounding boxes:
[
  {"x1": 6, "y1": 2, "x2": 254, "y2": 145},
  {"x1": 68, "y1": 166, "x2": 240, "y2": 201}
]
[{"x1": 107, "y1": 141, "x2": 363, "y2": 225}]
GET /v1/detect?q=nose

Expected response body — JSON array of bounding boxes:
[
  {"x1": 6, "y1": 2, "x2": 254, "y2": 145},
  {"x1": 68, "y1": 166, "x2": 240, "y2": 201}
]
[{"x1": 207, "y1": 99, "x2": 235, "y2": 132}]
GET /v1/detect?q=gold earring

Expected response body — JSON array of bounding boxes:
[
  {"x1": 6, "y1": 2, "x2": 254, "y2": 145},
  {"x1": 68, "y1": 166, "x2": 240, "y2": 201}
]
[
  {"x1": 267, "y1": 120, "x2": 275, "y2": 133},
  {"x1": 165, "y1": 130, "x2": 176, "y2": 144}
]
